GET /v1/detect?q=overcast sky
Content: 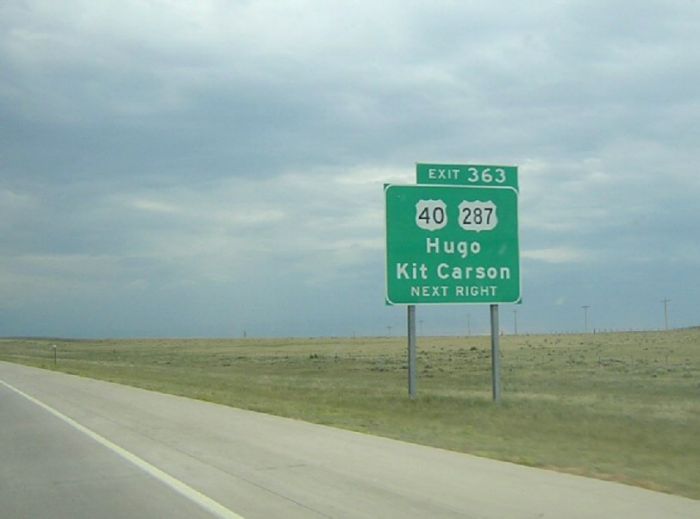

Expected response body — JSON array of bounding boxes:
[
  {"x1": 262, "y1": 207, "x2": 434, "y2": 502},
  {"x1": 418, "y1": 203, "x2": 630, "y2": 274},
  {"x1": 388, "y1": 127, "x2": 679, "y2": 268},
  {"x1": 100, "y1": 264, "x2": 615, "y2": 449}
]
[{"x1": 2, "y1": 0, "x2": 699, "y2": 338}]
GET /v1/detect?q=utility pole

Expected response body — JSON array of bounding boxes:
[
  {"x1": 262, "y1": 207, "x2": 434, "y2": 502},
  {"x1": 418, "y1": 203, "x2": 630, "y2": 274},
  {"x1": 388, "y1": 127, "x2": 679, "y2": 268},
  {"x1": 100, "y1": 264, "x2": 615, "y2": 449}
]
[
  {"x1": 387, "y1": 325, "x2": 392, "y2": 337},
  {"x1": 513, "y1": 309, "x2": 518, "y2": 335},
  {"x1": 582, "y1": 305, "x2": 590, "y2": 333},
  {"x1": 661, "y1": 298, "x2": 671, "y2": 330}
]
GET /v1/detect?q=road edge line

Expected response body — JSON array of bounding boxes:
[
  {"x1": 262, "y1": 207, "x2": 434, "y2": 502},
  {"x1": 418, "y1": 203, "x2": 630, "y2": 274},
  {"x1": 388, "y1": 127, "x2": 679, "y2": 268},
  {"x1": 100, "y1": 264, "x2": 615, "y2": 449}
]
[{"x1": 0, "y1": 379, "x2": 245, "y2": 519}]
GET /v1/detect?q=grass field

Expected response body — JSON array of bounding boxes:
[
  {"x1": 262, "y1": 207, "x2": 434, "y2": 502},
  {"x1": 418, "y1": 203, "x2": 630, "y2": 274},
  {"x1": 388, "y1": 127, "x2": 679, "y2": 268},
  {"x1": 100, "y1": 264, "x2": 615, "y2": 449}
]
[{"x1": 1, "y1": 329, "x2": 699, "y2": 499}]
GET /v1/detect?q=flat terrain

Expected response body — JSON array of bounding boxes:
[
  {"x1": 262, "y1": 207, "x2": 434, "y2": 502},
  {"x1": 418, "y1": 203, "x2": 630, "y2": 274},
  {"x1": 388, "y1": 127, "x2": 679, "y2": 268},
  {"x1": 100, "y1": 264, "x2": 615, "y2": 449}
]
[
  {"x1": 2, "y1": 361, "x2": 699, "y2": 518},
  {"x1": 1, "y1": 329, "x2": 699, "y2": 499}
]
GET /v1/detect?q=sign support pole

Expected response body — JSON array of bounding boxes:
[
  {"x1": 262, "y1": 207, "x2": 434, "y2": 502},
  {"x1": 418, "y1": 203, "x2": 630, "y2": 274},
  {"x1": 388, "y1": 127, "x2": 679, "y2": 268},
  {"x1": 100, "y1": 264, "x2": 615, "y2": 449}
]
[
  {"x1": 407, "y1": 305, "x2": 417, "y2": 399},
  {"x1": 490, "y1": 304, "x2": 501, "y2": 403}
]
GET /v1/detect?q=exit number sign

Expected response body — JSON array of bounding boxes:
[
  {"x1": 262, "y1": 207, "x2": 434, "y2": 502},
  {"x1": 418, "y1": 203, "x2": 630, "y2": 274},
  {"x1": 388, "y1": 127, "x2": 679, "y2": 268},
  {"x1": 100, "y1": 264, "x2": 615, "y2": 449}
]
[{"x1": 416, "y1": 163, "x2": 518, "y2": 190}]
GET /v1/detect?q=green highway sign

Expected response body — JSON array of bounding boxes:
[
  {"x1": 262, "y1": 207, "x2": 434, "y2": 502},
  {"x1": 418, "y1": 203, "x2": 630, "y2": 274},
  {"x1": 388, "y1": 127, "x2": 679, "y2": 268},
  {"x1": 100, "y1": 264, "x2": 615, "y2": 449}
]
[
  {"x1": 416, "y1": 163, "x2": 518, "y2": 190},
  {"x1": 385, "y1": 184, "x2": 520, "y2": 305}
]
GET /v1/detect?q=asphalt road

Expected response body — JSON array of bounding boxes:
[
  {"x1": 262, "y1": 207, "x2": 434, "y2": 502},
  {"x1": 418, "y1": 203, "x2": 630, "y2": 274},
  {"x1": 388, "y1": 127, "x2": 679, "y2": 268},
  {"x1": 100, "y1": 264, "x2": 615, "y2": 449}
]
[{"x1": 1, "y1": 361, "x2": 698, "y2": 518}]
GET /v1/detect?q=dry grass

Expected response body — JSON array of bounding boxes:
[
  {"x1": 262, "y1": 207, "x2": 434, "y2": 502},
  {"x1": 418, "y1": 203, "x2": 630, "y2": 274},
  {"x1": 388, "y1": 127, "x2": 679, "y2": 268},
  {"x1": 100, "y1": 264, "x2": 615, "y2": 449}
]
[{"x1": 2, "y1": 329, "x2": 699, "y2": 499}]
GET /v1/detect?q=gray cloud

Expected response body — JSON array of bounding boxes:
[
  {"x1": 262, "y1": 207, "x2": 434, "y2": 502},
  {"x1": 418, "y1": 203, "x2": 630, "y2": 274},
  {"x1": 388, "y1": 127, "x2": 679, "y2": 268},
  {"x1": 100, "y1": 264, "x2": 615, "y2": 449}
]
[{"x1": 1, "y1": 0, "x2": 699, "y2": 337}]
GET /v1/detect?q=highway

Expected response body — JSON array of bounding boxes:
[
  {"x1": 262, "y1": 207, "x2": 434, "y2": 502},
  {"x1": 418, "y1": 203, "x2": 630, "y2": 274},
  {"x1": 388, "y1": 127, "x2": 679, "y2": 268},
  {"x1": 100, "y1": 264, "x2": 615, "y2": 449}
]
[{"x1": 1, "y1": 361, "x2": 698, "y2": 518}]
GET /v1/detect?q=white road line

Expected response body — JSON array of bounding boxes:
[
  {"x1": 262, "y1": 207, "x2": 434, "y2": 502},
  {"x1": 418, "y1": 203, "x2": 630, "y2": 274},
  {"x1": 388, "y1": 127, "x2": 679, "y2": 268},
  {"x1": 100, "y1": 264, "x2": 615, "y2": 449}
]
[{"x1": 0, "y1": 379, "x2": 245, "y2": 519}]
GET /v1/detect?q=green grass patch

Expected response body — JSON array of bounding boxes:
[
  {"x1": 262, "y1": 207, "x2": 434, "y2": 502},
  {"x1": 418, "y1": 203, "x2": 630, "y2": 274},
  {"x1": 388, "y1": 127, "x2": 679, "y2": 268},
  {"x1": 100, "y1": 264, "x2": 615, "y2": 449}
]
[{"x1": 2, "y1": 330, "x2": 699, "y2": 499}]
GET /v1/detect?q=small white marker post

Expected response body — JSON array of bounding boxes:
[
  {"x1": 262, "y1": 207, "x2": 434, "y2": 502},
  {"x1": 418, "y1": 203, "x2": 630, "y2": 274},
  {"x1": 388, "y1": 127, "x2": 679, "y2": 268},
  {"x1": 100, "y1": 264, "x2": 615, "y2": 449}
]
[{"x1": 52, "y1": 344, "x2": 57, "y2": 367}]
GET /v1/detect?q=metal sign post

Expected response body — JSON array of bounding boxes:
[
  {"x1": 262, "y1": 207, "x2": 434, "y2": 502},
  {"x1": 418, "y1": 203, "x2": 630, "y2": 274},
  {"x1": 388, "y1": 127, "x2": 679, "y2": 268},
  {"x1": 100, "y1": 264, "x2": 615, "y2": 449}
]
[
  {"x1": 490, "y1": 305, "x2": 501, "y2": 402},
  {"x1": 407, "y1": 305, "x2": 417, "y2": 399}
]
